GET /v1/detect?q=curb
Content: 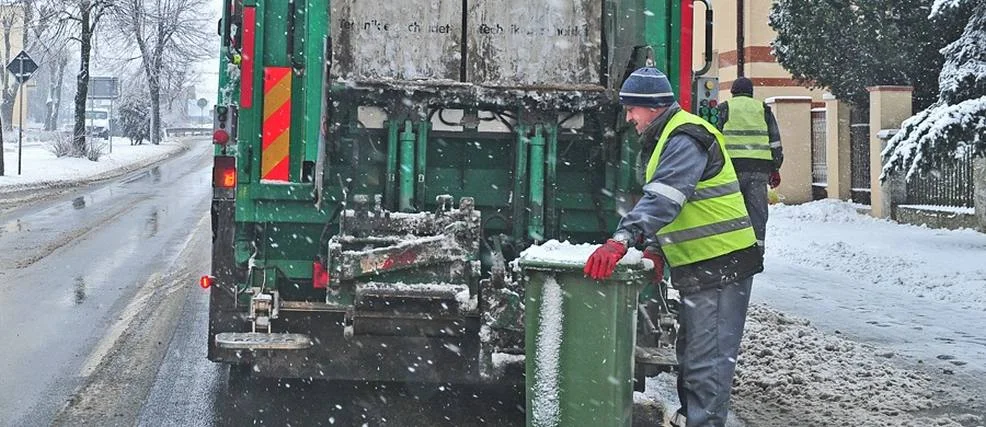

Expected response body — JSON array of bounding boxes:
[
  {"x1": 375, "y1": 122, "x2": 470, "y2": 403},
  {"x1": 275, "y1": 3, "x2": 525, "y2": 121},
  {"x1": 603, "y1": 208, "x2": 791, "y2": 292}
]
[{"x1": 0, "y1": 137, "x2": 196, "y2": 197}]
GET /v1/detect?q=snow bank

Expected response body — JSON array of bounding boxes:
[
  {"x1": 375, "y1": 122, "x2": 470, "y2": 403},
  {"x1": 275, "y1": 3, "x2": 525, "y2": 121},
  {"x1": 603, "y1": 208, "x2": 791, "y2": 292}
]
[
  {"x1": 768, "y1": 200, "x2": 986, "y2": 310},
  {"x1": 640, "y1": 304, "x2": 981, "y2": 426},
  {"x1": 731, "y1": 305, "x2": 980, "y2": 427},
  {"x1": 0, "y1": 137, "x2": 187, "y2": 192}
]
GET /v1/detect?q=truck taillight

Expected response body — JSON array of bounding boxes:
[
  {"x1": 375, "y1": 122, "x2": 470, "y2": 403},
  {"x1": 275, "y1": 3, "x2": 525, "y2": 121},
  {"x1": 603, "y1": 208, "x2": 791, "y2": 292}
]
[
  {"x1": 313, "y1": 260, "x2": 329, "y2": 289},
  {"x1": 200, "y1": 275, "x2": 214, "y2": 289},
  {"x1": 214, "y1": 156, "x2": 237, "y2": 189}
]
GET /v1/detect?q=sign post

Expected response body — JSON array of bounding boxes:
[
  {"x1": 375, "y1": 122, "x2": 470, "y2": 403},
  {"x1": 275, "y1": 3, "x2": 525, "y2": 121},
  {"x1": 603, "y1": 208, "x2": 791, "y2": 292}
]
[
  {"x1": 6, "y1": 51, "x2": 38, "y2": 175},
  {"x1": 89, "y1": 77, "x2": 120, "y2": 154},
  {"x1": 197, "y1": 98, "x2": 209, "y2": 121}
]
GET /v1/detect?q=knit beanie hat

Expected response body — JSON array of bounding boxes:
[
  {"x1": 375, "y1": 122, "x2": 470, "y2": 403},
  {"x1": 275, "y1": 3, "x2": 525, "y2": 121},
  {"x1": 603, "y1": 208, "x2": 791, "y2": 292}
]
[
  {"x1": 731, "y1": 77, "x2": 754, "y2": 96},
  {"x1": 619, "y1": 67, "x2": 676, "y2": 108}
]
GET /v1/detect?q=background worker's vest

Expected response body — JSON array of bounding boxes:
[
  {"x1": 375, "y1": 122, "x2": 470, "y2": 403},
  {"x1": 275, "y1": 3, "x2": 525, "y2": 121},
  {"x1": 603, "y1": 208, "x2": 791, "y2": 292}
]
[
  {"x1": 645, "y1": 111, "x2": 757, "y2": 267},
  {"x1": 722, "y1": 96, "x2": 772, "y2": 161}
]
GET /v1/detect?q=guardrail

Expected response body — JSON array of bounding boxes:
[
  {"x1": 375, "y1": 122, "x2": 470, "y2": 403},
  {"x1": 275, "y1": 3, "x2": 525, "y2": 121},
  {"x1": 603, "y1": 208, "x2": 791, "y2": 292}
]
[{"x1": 165, "y1": 127, "x2": 212, "y2": 137}]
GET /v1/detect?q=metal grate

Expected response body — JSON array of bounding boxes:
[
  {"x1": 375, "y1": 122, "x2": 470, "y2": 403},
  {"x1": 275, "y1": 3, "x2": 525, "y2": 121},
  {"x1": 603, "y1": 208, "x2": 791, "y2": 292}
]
[
  {"x1": 849, "y1": 107, "x2": 870, "y2": 204},
  {"x1": 811, "y1": 110, "x2": 827, "y2": 185},
  {"x1": 904, "y1": 151, "x2": 976, "y2": 208}
]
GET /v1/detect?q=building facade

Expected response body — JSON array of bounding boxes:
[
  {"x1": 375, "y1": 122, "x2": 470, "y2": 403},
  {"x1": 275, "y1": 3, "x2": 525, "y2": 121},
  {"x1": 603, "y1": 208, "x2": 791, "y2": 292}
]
[
  {"x1": 0, "y1": 2, "x2": 30, "y2": 128},
  {"x1": 692, "y1": 0, "x2": 827, "y2": 104}
]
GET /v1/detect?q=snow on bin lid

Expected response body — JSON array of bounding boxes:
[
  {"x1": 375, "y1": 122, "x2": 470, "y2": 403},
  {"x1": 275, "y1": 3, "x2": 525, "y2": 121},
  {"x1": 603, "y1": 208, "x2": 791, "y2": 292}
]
[{"x1": 517, "y1": 239, "x2": 653, "y2": 270}]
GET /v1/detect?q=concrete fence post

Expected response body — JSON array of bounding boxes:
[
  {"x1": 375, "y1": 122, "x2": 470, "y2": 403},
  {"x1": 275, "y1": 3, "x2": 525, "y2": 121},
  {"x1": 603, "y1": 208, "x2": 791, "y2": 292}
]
[
  {"x1": 876, "y1": 130, "x2": 907, "y2": 220},
  {"x1": 765, "y1": 96, "x2": 813, "y2": 204},
  {"x1": 867, "y1": 86, "x2": 912, "y2": 218},
  {"x1": 823, "y1": 93, "x2": 851, "y2": 200}
]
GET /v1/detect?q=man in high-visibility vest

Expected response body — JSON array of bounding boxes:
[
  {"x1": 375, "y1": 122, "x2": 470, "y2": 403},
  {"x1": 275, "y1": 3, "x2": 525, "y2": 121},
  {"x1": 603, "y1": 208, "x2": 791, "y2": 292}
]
[
  {"x1": 716, "y1": 77, "x2": 784, "y2": 250},
  {"x1": 584, "y1": 67, "x2": 764, "y2": 427}
]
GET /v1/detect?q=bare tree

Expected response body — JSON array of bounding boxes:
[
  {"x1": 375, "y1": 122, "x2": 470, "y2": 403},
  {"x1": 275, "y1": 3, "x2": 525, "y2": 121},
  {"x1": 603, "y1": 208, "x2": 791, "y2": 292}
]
[
  {"x1": 28, "y1": 0, "x2": 74, "y2": 131},
  {"x1": 111, "y1": 0, "x2": 212, "y2": 145},
  {"x1": 42, "y1": 47, "x2": 69, "y2": 130},
  {"x1": 0, "y1": 1, "x2": 25, "y2": 132},
  {"x1": 0, "y1": 1, "x2": 24, "y2": 174},
  {"x1": 58, "y1": 0, "x2": 112, "y2": 155}
]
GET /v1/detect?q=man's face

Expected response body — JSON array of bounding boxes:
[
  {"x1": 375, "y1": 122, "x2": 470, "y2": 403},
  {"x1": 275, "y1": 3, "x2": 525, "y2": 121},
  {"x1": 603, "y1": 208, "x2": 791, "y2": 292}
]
[{"x1": 625, "y1": 106, "x2": 664, "y2": 134}]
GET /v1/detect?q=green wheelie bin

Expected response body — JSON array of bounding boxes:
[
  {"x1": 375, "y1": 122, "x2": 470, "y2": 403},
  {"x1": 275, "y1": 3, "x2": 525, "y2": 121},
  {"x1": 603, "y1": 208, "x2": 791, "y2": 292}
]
[{"x1": 519, "y1": 242, "x2": 650, "y2": 427}]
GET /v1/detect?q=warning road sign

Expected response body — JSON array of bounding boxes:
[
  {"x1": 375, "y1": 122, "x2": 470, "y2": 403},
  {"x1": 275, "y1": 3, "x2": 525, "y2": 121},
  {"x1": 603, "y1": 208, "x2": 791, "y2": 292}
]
[{"x1": 6, "y1": 51, "x2": 38, "y2": 83}]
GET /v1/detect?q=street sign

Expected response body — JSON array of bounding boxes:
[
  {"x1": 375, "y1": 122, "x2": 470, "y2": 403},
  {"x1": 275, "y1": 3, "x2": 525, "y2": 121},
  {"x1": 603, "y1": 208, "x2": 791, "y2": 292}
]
[
  {"x1": 89, "y1": 76, "x2": 120, "y2": 99},
  {"x1": 6, "y1": 51, "x2": 38, "y2": 83}
]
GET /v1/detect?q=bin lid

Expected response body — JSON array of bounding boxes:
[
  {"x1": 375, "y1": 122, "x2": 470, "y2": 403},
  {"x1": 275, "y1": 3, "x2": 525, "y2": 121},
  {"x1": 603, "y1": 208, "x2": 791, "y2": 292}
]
[{"x1": 516, "y1": 240, "x2": 653, "y2": 279}]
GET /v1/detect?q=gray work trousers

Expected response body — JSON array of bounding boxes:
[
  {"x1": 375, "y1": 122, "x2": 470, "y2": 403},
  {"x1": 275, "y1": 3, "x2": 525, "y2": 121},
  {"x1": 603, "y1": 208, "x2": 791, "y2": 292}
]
[
  {"x1": 737, "y1": 171, "x2": 769, "y2": 248},
  {"x1": 675, "y1": 276, "x2": 754, "y2": 427}
]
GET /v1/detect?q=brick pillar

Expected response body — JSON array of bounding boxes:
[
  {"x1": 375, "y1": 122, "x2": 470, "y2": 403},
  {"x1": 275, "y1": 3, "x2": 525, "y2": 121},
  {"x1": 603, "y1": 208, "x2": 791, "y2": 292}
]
[
  {"x1": 823, "y1": 93, "x2": 851, "y2": 200},
  {"x1": 867, "y1": 86, "x2": 913, "y2": 218},
  {"x1": 765, "y1": 96, "x2": 813, "y2": 204}
]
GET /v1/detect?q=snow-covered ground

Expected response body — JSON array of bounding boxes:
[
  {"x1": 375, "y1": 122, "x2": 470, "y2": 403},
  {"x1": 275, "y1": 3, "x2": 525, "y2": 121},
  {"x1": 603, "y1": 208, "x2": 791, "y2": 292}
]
[
  {"x1": 0, "y1": 136, "x2": 188, "y2": 192},
  {"x1": 640, "y1": 200, "x2": 986, "y2": 426}
]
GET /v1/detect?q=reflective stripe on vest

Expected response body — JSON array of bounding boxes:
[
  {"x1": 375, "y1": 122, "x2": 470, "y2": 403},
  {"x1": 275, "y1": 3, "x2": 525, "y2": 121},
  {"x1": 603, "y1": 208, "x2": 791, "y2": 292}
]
[
  {"x1": 722, "y1": 96, "x2": 772, "y2": 161},
  {"x1": 644, "y1": 110, "x2": 757, "y2": 267}
]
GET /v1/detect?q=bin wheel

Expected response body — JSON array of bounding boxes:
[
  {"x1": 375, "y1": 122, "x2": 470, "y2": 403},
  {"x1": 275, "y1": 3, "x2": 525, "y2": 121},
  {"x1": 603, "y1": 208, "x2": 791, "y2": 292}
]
[{"x1": 634, "y1": 367, "x2": 646, "y2": 392}]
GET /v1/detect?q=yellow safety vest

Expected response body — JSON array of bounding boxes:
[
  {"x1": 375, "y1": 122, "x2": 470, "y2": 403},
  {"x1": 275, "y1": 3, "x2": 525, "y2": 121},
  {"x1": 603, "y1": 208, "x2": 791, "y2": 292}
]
[
  {"x1": 645, "y1": 110, "x2": 757, "y2": 267},
  {"x1": 722, "y1": 96, "x2": 772, "y2": 161}
]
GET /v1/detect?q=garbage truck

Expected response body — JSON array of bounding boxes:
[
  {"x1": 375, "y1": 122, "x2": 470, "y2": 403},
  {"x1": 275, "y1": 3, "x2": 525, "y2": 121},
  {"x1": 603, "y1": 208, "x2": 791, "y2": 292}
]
[{"x1": 206, "y1": 0, "x2": 716, "y2": 386}]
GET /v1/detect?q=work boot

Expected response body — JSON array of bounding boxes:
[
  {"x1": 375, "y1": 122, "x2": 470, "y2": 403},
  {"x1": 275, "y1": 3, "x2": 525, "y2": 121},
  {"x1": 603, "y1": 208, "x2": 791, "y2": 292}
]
[{"x1": 667, "y1": 410, "x2": 687, "y2": 427}]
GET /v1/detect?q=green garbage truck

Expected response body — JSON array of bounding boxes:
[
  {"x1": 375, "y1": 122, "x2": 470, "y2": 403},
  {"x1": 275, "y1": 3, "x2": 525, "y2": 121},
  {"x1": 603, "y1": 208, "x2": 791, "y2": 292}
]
[{"x1": 206, "y1": 0, "x2": 715, "y2": 386}]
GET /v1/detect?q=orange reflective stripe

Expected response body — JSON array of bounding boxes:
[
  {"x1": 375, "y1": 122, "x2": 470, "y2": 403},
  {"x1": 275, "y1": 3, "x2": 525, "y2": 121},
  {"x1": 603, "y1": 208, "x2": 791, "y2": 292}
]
[{"x1": 262, "y1": 67, "x2": 291, "y2": 181}]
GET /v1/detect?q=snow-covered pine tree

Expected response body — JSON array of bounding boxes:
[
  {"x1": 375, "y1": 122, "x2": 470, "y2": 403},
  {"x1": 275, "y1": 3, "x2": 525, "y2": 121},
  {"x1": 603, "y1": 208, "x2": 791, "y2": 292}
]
[
  {"x1": 769, "y1": 0, "x2": 964, "y2": 108},
  {"x1": 883, "y1": 0, "x2": 986, "y2": 179},
  {"x1": 118, "y1": 94, "x2": 151, "y2": 146}
]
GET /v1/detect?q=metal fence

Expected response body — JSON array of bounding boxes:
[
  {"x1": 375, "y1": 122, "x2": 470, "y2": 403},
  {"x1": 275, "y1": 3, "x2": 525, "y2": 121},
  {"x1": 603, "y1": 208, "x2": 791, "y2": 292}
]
[
  {"x1": 849, "y1": 107, "x2": 871, "y2": 204},
  {"x1": 811, "y1": 109, "x2": 827, "y2": 185},
  {"x1": 904, "y1": 151, "x2": 976, "y2": 207}
]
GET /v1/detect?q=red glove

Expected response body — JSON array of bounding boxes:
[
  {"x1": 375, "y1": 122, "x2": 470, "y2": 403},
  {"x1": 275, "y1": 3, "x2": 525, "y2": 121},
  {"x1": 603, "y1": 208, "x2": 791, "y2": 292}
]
[
  {"x1": 642, "y1": 248, "x2": 666, "y2": 284},
  {"x1": 769, "y1": 171, "x2": 781, "y2": 189},
  {"x1": 584, "y1": 239, "x2": 628, "y2": 280}
]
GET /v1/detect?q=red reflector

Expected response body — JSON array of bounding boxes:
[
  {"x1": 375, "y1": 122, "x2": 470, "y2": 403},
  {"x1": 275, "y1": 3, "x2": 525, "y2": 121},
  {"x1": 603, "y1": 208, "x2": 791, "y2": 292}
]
[
  {"x1": 679, "y1": 0, "x2": 695, "y2": 112},
  {"x1": 213, "y1": 129, "x2": 231, "y2": 145},
  {"x1": 213, "y1": 156, "x2": 237, "y2": 189},
  {"x1": 313, "y1": 260, "x2": 329, "y2": 289},
  {"x1": 240, "y1": 7, "x2": 257, "y2": 109},
  {"x1": 200, "y1": 275, "x2": 214, "y2": 289}
]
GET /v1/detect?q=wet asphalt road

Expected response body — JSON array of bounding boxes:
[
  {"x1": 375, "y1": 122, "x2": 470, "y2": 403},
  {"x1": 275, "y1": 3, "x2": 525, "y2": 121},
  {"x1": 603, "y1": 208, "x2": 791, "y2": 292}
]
[
  {"x1": 0, "y1": 140, "x2": 527, "y2": 427},
  {"x1": 0, "y1": 139, "x2": 213, "y2": 426}
]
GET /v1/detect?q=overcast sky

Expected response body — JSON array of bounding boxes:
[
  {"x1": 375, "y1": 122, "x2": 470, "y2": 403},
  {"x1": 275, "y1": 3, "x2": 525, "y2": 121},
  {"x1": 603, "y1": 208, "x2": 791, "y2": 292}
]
[{"x1": 194, "y1": 1, "x2": 223, "y2": 102}]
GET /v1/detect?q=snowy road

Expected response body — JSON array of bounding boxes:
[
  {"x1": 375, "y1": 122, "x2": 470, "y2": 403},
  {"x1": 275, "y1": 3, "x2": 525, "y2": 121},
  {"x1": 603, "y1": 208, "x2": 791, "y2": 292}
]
[
  {"x1": 1, "y1": 141, "x2": 527, "y2": 427},
  {"x1": 4, "y1": 139, "x2": 983, "y2": 426}
]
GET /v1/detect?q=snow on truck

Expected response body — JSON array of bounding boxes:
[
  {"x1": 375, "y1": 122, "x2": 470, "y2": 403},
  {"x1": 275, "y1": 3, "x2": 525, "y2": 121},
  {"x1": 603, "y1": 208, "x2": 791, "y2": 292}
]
[{"x1": 206, "y1": 0, "x2": 717, "y2": 387}]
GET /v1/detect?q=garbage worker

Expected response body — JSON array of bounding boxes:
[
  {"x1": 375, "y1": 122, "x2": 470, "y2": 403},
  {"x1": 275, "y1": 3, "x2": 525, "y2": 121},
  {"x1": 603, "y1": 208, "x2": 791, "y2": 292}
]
[
  {"x1": 583, "y1": 67, "x2": 763, "y2": 427},
  {"x1": 715, "y1": 77, "x2": 784, "y2": 250}
]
